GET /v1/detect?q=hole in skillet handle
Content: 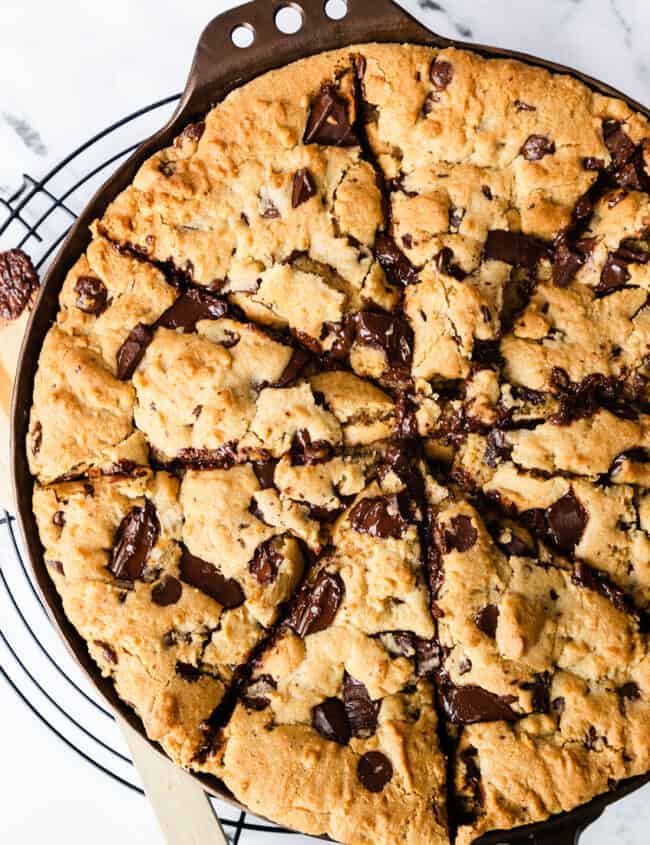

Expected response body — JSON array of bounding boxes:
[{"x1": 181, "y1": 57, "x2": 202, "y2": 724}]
[
  {"x1": 275, "y1": 4, "x2": 305, "y2": 34},
  {"x1": 324, "y1": 0, "x2": 348, "y2": 20},
  {"x1": 231, "y1": 23, "x2": 255, "y2": 48}
]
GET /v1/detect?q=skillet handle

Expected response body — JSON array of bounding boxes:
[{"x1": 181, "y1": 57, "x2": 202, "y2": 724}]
[
  {"x1": 488, "y1": 809, "x2": 602, "y2": 845},
  {"x1": 176, "y1": 0, "x2": 443, "y2": 120}
]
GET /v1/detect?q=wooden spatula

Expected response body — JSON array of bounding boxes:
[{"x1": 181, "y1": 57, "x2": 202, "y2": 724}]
[{"x1": 0, "y1": 262, "x2": 229, "y2": 845}]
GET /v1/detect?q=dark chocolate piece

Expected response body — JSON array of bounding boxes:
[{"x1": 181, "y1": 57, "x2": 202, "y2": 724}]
[
  {"x1": 242, "y1": 675, "x2": 277, "y2": 711},
  {"x1": 304, "y1": 84, "x2": 359, "y2": 147},
  {"x1": 176, "y1": 661, "x2": 202, "y2": 682},
  {"x1": 292, "y1": 168, "x2": 317, "y2": 208},
  {"x1": 444, "y1": 515, "x2": 478, "y2": 553},
  {"x1": 274, "y1": 348, "x2": 311, "y2": 387},
  {"x1": 74, "y1": 275, "x2": 108, "y2": 315},
  {"x1": 520, "y1": 135, "x2": 555, "y2": 161},
  {"x1": 156, "y1": 287, "x2": 227, "y2": 333},
  {"x1": 173, "y1": 444, "x2": 238, "y2": 471},
  {"x1": 474, "y1": 604, "x2": 499, "y2": 638},
  {"x1": 349, "y1": 493, "x2": 410, "y2": 540},
  {"x1": 0, "y1": 247, "x2": 39, "y2": 322},
  {"x1": 357, "y1": 751, "x2": 393, "y2": 792},
  {"x1": 108, "y1": 500, "x2": 160, "y2": 581},
  {"x1": 287, "y1": 571, "x2": 344, "y2": 637},
  {"x1": 546, "y1": 490, "x2": 588, "y2": 554},
  {"x1": 484, "y1": 230, "x2": 550, "y2": 269},
  {"x1": 375, "y1": 233, "x2": 418, "y2": 286},
  {"x1": 180, "y1": 546, "x2": 245, "y2": 608},
  {"x1": 290, "y1": 429, "x2": 334, "y2": 466},
  {"x1": 253, "y1": 457, "x2": 277, "y2": 489},
  {"x1": 249, "y1": 538, "x2": 282, "y2": 585},
  {"x1": 151, "y1": 576, "x2": 183, "y2": 606},
  {"x1": 436, "y1": 671, "x2": 518, "y2": 724},
  {"x1": 430, "y1": 59, "x2": 454, "y2": 90},
  {"x1": 355, "y1": 309, "x2": 413, "y2": 372},
  {"x1": 116, "y1": 322, "x2": 154, "y2": 380},
  {"x1": 343, "y1": 674, "x2": 378, "y2": 738},
  {"x1": 312, "y1": 697, "x2": 351, "y2": 744}
]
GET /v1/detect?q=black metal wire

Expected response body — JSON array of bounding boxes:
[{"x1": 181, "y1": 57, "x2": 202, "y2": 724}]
[{"x1": 0, "y1": 94, "x2": 303, "y2": 840}]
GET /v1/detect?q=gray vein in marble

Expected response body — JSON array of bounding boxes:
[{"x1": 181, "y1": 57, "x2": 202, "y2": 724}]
[
  {"x1": 417, "y1": 0, "x2": 473, "y2": 39},
  {"x1": 2, "y1": 113, "x2": 47, "y2": 156}
]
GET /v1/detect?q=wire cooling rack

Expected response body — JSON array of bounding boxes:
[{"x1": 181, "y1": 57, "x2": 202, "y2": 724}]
[{"x1": 0, "y1": 94, "x2": 314, "y2": 844}]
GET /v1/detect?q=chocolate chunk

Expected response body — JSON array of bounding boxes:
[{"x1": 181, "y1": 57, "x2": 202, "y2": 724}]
[
  {"x1": 324, "y1": 316, "x2": 356, "y2": 361},
  {"x1": 583, "y1": 157, "x2": 605, "y2": 171},
  {"x1": 287, "y1": 571, "x2": 344, "y2": 637},
  {"x1": 180, "y1": 546, "x2": 245, "y2": 608},
  {"x1": 243, "y1": 675, "x2": 277, "y2": 710},
  {"x1": 520, "y1": 135, "x2": 555, "y2": 161},
  {"x1": 436, "y1": 671, "x2": 518, "y2": 724},
  {"x1": 434, "y1": 246, "x2": 466, "y2": 280},
  {"x1": 484, "y1": 230, "x2": 550, "y2": 269},
  {"x1": 603, "y1": 121, "x2": 650, "y2": 191},
  {"x1": 53, "y1": 510, "x2": 66, "y2": 528},
  {"x1": 618, "y1": 682, "x2": 641, "y2": 705},
  {"x1": 375, "y1": 233, "x2": 418, "y2": 286},
  {"x1": 474, "y1": 604, "x2": 499, "y2": 638},
  {"x1": 0, "y1": 248, "x2": 39, "y2": 322},
  {"x1": 74, "y1": 275, "x2": 108, "y2": 315},
  {"x1": 343, "y1": 674, "x2": 379, "y2": 738},
  {"x1": 176, "y1": 121, "x2": 205, "y2": 146},
  {"x1": 312, "y1": 697, "x2": 351, "y2": 744},
  {"x1": 176, "y1": 661, "x2": 202, "y2": 682},
  {"x1": 521, "y1": 672, "x2": 551, "y2": 712},
  {"x1": 604, "y1": 121, "x2": 636, "y2": 167},
  {"x1": 253, "y1": 457, "x2": 277, "y2": 489},
  {"x1": 151, "y1": 576, "x2": 183, "y2": 606},
  {"x1": 355, "y1": 309, "x2": 414, "y2": 372},
  {"x1": 47, "y1": 560, "x2": 65, "y2": 576},
  {"x1": 552, "y1": 234, "x2": 585, "y2": 288},
  {"x1": 444, "y1": 515, "x2": 478, "y2": 553},
  {"x1": 546, "y1": 490, "x2": 588, "y2": 554},
  {"x1": 249, "y1": 538, "x2": 282, "y2": 585},
  {"x1": 260, "y1": 197, "x2": 281, "y2": 219},
  {"x1": 514, "y1": 99, "x2": 536, "y2": 111},
  {"x1": 304, "y1": 84, "x2": 359, "y2": 147},
  {"x1": 484, "y1": 430, "x2": 512, "y2": 467},
  {"x1": 376, "y1": 631, "x2": 440, "y2": 677},
  {"x1": 274, "y1": 348, "x2": 310, "y2": 387},
  {"x1": 94, "y1": 641, "x2": 118, "y2": 665},
  {"x1": 349, "y1": 493, "x2": 410, "y2": 540},
  {"x1": 290, "y1": 429, "x2": 334, "y2": 466},
  {"x1": 430, "y1": 59, "x2": 453, "y2": 90},
  {"x1": 395, "y1": 392, "x2": 419, "y2": 440},
  {"x1": 108, "y1": 500, "x2": 160, "y2": 581},
  {"x1": 157, "y1": 287, "x2": 227, "y2": 332},
  {"x1": 116, "y1": 322, "x2": 154, "y2": 380},
  {"x1": 292, "y1": 168, "x2": 317, "y2": 208},
  {"x1": 357, "y1": 751, "x2": 393, "y2": 792},
  {"x1": 173, "y1": 444, "x2": 238, "y2": 470},
  {"x1": 599, "y1": 252, "x2": 631, "y2": 292}
]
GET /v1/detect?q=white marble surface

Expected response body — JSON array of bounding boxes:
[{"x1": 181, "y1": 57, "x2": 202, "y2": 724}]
[{"x1": 1, "y1": 1, "x2": 650, "y2": 843}]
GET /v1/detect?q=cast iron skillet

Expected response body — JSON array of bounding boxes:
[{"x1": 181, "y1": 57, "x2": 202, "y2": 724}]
[{"x1": 11, "y1": 1, "x2": 650, "y2": 842}]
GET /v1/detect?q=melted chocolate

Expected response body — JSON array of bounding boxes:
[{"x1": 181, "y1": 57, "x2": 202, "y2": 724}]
[
  {"x1": 312, "y1": 697, "x2": 350, "y2": 744},
  {"x1": 252, "y1": 457, "x2": 277, "y2": 489},
  {"x1": 474, "y1": 604, "x2": 499, "y2": 638},
  {"x1": 520, "y1": 135, "x2": 555, "y2": 161},
  {"x1": 484, "y1": 230, "x2": 550, "y2": 269},
  {"x1": 151, "y1": 576, "x2": 183, "y2": 606},
  {"x1": 287, "y1": 571, "x2": 344, "y2": 637},
  {"x1": 108, "y1": 500, "x2": 160, "y2": 580},
  {"x1": 343, "y1": 674, "x2": 379, "y2": 738},
  {"x1": 545, "y1": 490, "x2": 588, "y2": 554},
  {"x1": 74, "y1": 275, "x2": 108, "y2": 315},
  {"x1": 375, "y1": 233, "x2": 418, "y2": 286},
  {"x1": 116, "y1": 323, "x2": 154, "y2": 380},
  {"x1": 436, "y1": 671, "x2": 519, "y2": 724},
  {"x1": 444, "y1": 515, "x2": 478, "y2": 553},
  {"x1": 249, "y1": 538, "x2": 282, "y2": 585},
  {"x1": 357, "y1": 751, "x2": 393, "y2": 792},
  {"x1": 175, "y1": 661, "x2": 202, "y2": 682},
  {"x1": 349, "y1": 493, "x2": 410, "y2": 540},
  {"x1": 290, "y1": 429, "x2": 334, "y2": 466},
  {"x1": 274, "y1": 348, "x2": 310, "y2": 387},
  {"x1": 355, "y1": 309, "x2": 413, "y2": 373},
  {"x1": 179, "y1": 546, "x2": 245, "y2": 608},
  {"x1": 430, "y1": 59, "x2": 454, "y2": 90},
  {"x1": 375, "y1": 631, "x2": 440, "y2": 677},
  {"x1": 157, "y1": 287, "x2": 227, "y2": 332}
]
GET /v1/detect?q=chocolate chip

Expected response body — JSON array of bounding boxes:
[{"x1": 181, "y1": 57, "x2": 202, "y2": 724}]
[
  {"x1": 274, "y1": 348, "x2": 311, "y2": 387},
  {"x1": 176, "y1": 121, "x2": 205, "y2": 146},
  {"x1": 156, "y1": 288, "x2": 227, "y2": 332},
  {"x1": 95, "y1": 641, "x2": 118, "y2": 665},
  {"x1": 151, "y1": 576, "x2": 183, "y2": 606},
  {"x1": 481, "y1": 185, "x2": 493, "y2": 200},
  {"x1": 376, "y1": 630, "x2": 441, "y2": 677},
  {"x1": 375, "y1": 233, "x2": 418, "y2": 286},
  {"x1": 484, "y1": 230, "x2": 550, "y2": 269},
  {"x1": 304, "y1": 84, "x2": 359, "y2": 147},
  {"x1": 521, "y1": 672, "x2": 551, "y2": 712},
  {"x1": 180, "y1": 546, "x2": 245, "y2": 608},
  {"x1": 116, "y1": 323, "x2": 154, "y2": 380},
  {"x1": 520, "y1": 135, "x2": 555, "y2": 161},
  {"x1": 603, "y1": 121, "x2": 650, "y2": 191},
  {"x1": 292, "y1": 168, "x2": 317, "y2": 208},
  {"x1": 343, "y1": 674, "x2": 379, "y2": 738},
  {"x1": 290, "y1": 429, "x2": 334, "y2": 466},
  {"x1": 598, "y1": 252, "x2": 631, "y2": 293},
  {"x1": 618, "y1": 682, "x2": 641, "y2": 704},
  {"x1": 434, "y1": 247, "x2": 466, "y2": 281},
  {"x1": 176, "y1": 661, "x2": 202, "y2": 682},
  {"x1": 74, "y1": 275, "x2": 108, "y2": 315},
  {"x1": 108, "y1": 500, "x2": 160, "y2": 581},
  {"x1": 357, "y1": 751, "x2": 393, "y2": 792},
  {"x1": 436, "y1": 670, "x2": 518, "y2": 724},
  {"x1": 249, "y1": 538, "x2": 282, "y2": 585},
  {"x1": 47, "y1": 560, "x2": 65, "y2": 576},
  {"x1": 444, "y1": 515, "x2": 478, "y2": 553},
  {"x1": 583, "y1": 157, "x2": 605, "y2": 171},
  {"x1": 243, "y1": 675, "x2": 277, "y2": 710},
  {"x1": 253, "y1": 457, "x2": 277, "y2": 489},
  {"x1": 552, "y1": 234, "x2": 585, "y2": 288},
  {"x1": 312, "y1": 697, "x2": 351, "y2": 744},
  {"x1": 430, "y1": 59, "x2": 453, "y2": 90},
  {"x1": 349, "y1": 493, "x2": 410, "y2": 540},
  {"x1": 173, "y1": 444, "x2": 238, "y2": 471},
  {"x1": 514, "y1": 99, "x2": 536, "y2": 112},
  {"x1": 0, "y1": 248, "x2": 39, "y2": 322},
  {"x1": 474, "y1": 604, "x2": 499, "y2": 638},
  {"x1": 546, "y1": 490, "x2": 588, "y2": 554},
  {"x1": 287, "y1": 571, "x2": 344, "y2": 637},
  {"x1": 53, "y1": 510, "x2": 66, "y2": 528},
  {"x1": 484, "y1": 430, "x2": 512, "y2": 468},
  {"x1": 355, "y1": 309, "x2": 414, "y2": 373}
]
